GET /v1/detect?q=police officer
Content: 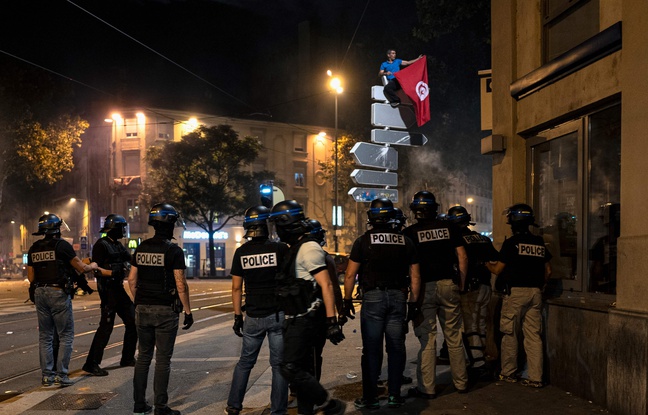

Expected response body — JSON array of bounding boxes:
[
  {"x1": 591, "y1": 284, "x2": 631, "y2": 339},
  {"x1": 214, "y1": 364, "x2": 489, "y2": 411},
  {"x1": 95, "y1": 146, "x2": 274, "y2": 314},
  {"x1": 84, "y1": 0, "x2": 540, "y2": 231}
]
[
  {"x1": 342, "y1": 198, "x2": 420, "y2": 409},
  {"x1": 447, "y1": 205, "x2": 499, "y2": 377},
  {"x1": 305, "y1": 219, "x2": 345, "y2": 380},
  {"x1": 27, "y1": 213, "x2": 98, "y2": 387},
  {"x1": 486, "y1": 204, "x2": 552, "y2": 388},
  {"x1": 226, "y1": 206, "x2": 289, "y2": 415},
  {"x1": 128, "y1": 203, "x2": 193, "y2": 415},
  {"x1": 403, "y1": 191, "x2": 469, "y2": 398},
  {"x1": 83, "y1": 214, "x2": 137, "y2": 376},
  {"x1": 268, "y1": 200, "x2": 346, "y2": 415}
]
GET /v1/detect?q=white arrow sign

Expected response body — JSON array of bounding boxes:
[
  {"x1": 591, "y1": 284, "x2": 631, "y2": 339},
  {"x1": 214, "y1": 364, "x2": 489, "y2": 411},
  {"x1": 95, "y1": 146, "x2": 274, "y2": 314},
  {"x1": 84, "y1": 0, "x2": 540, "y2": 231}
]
[
  {"x1": 351, "y1": 169, "x2": 398, "y2": 186},
  {"x1": 348, "y1": 187, "x2": 399, "y2": 203},
  {"x1": 350, "y1": 142, "x2": 398, "y2": 170},
  {"x1": 371, "y1": 129, "x2": 429, "y2": 146},
  {"x1": 371, "y1": 103, "x2": 417, "y2": 129}
]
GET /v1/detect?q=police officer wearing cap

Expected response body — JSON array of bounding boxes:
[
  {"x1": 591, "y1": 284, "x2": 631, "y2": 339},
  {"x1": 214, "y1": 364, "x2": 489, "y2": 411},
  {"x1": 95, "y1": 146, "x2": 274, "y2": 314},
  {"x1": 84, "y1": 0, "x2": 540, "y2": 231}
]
[
  {"x1": 486, "y1": 204, "x2": 552, "y2": 388},
  {"x1": 83, "y1": 214, "x2": 137, "y2": 376},
  {"x1": 403, "y1": 191, "x2": 469, "y2": 398},
  {"x1": 447, "y1": 205, "x2": 499, "y2": 377},
  {"x1": 343, "y1": 198, "x2": 420, "y2": 409},
  {"x1": 226, "y1": 206, "x2": 289, "y2": 415},
  {"x1": 128, "y1": 203, "x2": 193, "y2": 415},
  {"x1": 28, "y1": 213, "x2": 99, "y2": 387},
  {"x1": 269, "y1": 200, "x2": 346, "y2": 415}
]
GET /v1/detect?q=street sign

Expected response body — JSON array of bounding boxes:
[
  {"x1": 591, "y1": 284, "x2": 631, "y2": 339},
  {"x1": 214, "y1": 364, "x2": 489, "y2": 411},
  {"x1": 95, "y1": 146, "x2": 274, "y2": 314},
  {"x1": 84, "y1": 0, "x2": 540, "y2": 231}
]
[
  {"x1": 371, "y1": 86, "x2": 387, "y2": 102},
  {"x1": 350, "y1": 142, "x2": 398, "y2": 170},
  {"x1": 80, "y1": 236, "x2": 88, "y2": 250},
  {"x1": 348, "y1": 187, "x2": 399, "y2": 203},
  {"x1": 371, "y1": 103, "x2": 417, "y2": 129},
  {"x1": 351, "y1": 169, "x2": 398, "y2": 186},
  {"x1": 371, "y1": 129, "x2": 429, "y2": 146}
]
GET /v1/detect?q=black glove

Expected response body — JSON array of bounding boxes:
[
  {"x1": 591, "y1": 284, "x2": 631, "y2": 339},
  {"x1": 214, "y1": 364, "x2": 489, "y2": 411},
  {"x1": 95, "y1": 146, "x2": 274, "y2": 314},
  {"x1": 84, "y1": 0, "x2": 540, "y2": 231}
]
[
  {"x1": 406, "y1": 302, "x2": 420, "y2": 322},
  {"x1": 182, "y1": 312, "x2": 194, "y2": 330},
  {"x1": 28, "y1": 284, "x2": 35, "y2": 303},
  {"x1": 233, "y1": 314, "x2": 244, "y2": 337},
  {"x1": 326, "y1": 316, "x2": 345, "y2": 345},
  {"x1": 340, "y1": 299, "x2": 356, "y2": 320}
]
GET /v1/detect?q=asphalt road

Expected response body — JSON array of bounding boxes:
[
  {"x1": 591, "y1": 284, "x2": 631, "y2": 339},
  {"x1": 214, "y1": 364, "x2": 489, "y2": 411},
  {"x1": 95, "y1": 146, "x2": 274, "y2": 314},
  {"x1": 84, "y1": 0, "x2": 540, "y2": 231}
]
[{"x1": 0, "y1": 278, "x2": 234, "y2": 395}]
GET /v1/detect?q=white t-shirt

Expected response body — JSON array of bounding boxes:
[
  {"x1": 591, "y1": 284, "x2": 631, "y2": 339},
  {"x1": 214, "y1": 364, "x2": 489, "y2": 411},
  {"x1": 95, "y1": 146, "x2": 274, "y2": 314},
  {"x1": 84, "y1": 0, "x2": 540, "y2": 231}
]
[{"x1": 293, "y1": 240, "x2": 327, "y2": 315}]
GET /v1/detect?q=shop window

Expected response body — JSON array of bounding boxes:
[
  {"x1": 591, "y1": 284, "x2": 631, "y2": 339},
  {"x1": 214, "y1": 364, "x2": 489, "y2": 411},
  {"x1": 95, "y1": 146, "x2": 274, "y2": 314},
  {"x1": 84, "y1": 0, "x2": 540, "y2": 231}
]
[
  {"x1": 543, "y1": 0, "x2": 600, "y2": 62},
  {"x1": 529, "y1": 104, "x2": 620, "y2": 295}
]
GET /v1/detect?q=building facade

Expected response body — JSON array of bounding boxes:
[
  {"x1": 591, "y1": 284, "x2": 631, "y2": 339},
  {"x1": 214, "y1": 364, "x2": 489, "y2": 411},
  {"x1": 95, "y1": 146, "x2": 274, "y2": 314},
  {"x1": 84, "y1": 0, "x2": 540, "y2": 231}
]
[
  {"x1": 103, "y1": 108, "x2": 340, "y2": 278},
  {"x1": 489, "y1": 1, "x2": 647, "y2": 413}
]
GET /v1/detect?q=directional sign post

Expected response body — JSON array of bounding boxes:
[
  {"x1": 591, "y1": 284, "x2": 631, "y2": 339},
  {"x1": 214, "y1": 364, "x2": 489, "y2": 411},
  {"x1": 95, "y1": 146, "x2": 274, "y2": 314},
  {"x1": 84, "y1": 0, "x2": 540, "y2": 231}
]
[
  {"x1": 351, "y1": 169, "x2": 398, "y2": 186},
  {"x1": 371, "y1": 103, "x2": 417, "y2": 129},
  {"x1": 349, "y1": 187, "x2": 399, "y2": 203},
  {"x1": 371, "y1": 129, "x2": 429, "y2": 146},
  {"x1": 350, "y1": 142, "x2": 398, "y2": 170}
]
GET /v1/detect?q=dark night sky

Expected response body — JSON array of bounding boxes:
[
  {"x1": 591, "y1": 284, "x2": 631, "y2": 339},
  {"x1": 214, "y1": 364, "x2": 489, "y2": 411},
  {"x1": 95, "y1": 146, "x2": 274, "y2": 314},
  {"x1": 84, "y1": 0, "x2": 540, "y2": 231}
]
[{"x1": 1, "y1": 0, "x2": 492, "y2": 188}]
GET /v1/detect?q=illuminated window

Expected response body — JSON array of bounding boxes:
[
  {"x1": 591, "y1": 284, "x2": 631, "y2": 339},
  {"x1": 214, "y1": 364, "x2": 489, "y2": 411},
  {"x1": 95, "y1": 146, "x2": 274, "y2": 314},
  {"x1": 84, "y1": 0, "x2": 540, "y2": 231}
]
[
  {"x1": 125, "y1": 118, "x2": 138, "y2": 137},
  {"x1": 127, "y1": 199, "x2": 140, "y2": 221}
]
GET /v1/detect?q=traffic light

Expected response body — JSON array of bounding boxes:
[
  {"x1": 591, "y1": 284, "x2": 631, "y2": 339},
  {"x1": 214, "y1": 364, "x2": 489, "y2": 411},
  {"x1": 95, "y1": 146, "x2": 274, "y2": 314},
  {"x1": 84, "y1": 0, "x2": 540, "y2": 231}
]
[{"x1": 260, "y1": 183, "x2": 273, "y2": 208}]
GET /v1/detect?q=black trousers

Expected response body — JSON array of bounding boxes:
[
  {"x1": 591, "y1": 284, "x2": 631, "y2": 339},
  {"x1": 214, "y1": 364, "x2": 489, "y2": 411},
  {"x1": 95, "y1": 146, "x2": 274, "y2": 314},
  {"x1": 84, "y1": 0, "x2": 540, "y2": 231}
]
[
  {"x1": 383, "y1": 79, "x2": 402, "y2": 103},
  {"x1": 281, "y1": 312, "x2": 329, "y2": 415},
  {"x1": 85, "y1": 284, "x2": 137, "y2": 366}
]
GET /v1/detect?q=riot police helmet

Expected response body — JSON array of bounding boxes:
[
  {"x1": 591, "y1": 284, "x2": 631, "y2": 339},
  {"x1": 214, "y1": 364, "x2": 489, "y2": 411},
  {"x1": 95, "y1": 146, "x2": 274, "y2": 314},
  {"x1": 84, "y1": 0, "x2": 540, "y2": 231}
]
[
  {"x1": 307, "y1": 219, "x2": 327, "y2": 246},
  {"x1": 33, "y1": 213, "x2": 65, "y2": 236},
  {"x1": 269, "y1": 200, "x2": 309, "y2": 239},
  {"x1": 393, "y1": 207, "x2": 407, "y2": 230},
  {"x1": 243, "y1": 205, "x2": 270, "y2": 238},
  {"x1": 100, "y1": 214, "x2": 128, "y2": 232},
  {"x1": 505, "y1": 203, "x2": 537, "y2": 227},
  {"x1": 367, "y1": 198, "x2": 395, "y2": 225},
  {"x1": 447, "y1": 205, "x2": 475, "y2": 227},
  {"x1": 148, "y1": 203, "x2": 186, "y2": 228},
  {"x1": 410, "y1": 191, "x2": 438, "y2": 219}
]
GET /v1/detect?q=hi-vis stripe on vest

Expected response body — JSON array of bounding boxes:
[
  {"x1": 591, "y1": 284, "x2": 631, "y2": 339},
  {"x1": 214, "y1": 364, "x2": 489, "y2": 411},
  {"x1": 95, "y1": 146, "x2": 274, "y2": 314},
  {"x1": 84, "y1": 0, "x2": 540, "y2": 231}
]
[
  {"x1": 136, "y1": 252, "x2": 165, "y2": 266},
  {"x1": 370, "y1": 233, "x2": 405, "y2": 245},
  {"x1": 241, "y1": 253, "x2": 277, "y2": 269},
  {"x1": 518, "y1": 243, "x2": 545, "y2": 258},
  {"x1": 32, "y1": 251, "x2": 55, "y2": 262},
  {"x1": 417, "y1": 228, "x2": 450, "y2": 243}
]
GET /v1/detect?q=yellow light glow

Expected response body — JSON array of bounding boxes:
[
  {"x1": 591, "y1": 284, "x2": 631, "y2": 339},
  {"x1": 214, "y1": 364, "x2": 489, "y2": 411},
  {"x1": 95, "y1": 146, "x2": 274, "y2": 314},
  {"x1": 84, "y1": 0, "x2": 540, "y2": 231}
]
[
  {"x1": 315, "y1": 134, "x2": 326, "y2": 144},
  {"x1": 327, "y1": 70, "x2": 332, "y2": 77},
  {"x1": 136, "y1": 112, "x2": 146, "y2": 123},
  {"x1": 467, "y1": 197, "x2": 474, "y2": 204},
  {"x1": 330, "y1": 77, "x2": 341, "y2": 90},
  {"x1": 104, "y1": 118, "x2": 113, "y2": 123},
  {"x1": 111, "y1": 113, "x2": 122, "y2": 123},
  {"x1": 70, "y1": 198, "x2": 77, "y2": 202},
  {"x1": 184, "y1": 117, "x2": 199, "y2": 133}
]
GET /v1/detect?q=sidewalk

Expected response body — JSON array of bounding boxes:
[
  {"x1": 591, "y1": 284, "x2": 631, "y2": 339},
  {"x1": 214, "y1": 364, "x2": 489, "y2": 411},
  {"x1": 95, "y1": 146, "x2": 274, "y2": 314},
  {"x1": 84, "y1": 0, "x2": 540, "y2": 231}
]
[{"x1": 0, "y1": 309, "x2": 613, "y2": 415}]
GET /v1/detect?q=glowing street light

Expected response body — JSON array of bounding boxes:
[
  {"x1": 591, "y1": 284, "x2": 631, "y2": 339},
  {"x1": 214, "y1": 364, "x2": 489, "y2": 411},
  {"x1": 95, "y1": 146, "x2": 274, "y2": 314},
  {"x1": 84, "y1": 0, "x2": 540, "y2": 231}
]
[{"x1": 327, "y1": 70, "x2": 344, "y2": 252}]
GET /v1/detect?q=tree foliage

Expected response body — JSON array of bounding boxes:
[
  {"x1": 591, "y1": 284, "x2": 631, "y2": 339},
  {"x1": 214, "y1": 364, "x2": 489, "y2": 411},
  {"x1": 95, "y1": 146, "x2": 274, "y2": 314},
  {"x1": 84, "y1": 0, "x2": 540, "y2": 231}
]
[
  {"x1": 143, "y1": 124, "x2": 275, "y2": 276},
  {"x1": 0, "y1": 63, "x2": 88, "y2": 213}
]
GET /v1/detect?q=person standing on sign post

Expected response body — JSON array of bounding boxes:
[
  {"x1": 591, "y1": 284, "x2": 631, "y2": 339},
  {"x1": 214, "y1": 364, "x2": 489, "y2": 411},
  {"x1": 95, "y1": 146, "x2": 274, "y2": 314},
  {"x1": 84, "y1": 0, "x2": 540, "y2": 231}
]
[{"x1": 379, "y1": 49, "x2": 422, "y2": 107}]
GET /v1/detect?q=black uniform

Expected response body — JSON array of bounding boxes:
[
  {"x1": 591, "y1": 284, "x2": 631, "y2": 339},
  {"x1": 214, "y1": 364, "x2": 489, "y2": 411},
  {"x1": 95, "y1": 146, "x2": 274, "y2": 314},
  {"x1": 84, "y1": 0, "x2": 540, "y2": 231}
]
[
  {"x1": 403, "y1": 220, "x2": 463, "y2": 283},
  {"x1": 498, "y1": 231, "x2": 552, "y2": 383},
  {"x1": 227, "y1": 238, "x2": 289, "y2": 415},
  {"x1": 132, "y1": 236, "x2": 187, "y2": 411},
  {"x1": 350, "y1": 227, "x2": 418, "y2": 401},
  {"x1": 85, "y1": 236, "x2": 137, "y2": 369}
]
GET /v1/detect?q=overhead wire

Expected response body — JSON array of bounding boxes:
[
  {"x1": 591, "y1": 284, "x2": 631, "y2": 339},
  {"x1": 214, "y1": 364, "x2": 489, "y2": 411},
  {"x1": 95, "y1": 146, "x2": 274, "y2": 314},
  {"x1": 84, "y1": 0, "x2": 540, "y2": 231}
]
[{"x1": 339, "y1": 0, "x2": 372, "y2": 71}]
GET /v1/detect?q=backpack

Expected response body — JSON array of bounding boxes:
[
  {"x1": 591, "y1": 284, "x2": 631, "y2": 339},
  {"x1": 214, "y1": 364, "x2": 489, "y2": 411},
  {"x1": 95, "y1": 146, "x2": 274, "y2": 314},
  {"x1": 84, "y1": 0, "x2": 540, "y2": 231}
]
[{"x1": 275, "y1": 236, "x2": 319, "y2": 316}]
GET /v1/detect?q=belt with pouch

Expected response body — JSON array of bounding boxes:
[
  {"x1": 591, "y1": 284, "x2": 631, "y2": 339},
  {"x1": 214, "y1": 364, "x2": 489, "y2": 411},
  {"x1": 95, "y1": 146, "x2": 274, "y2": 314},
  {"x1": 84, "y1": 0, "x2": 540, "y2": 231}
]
[{"x1": 34, "y1": 283, "x2": 63, "y2": 290}]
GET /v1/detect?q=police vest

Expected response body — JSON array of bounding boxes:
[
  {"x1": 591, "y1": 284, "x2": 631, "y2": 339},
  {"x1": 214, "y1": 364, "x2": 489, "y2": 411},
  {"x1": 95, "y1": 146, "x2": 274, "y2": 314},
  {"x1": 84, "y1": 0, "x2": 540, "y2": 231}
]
[
  {"x1": 500, "y1": 232, "x2": 549, "y2": 289},
  {"x1": 404, "y1": 220, "x2": 459, "y2": 282},
  {"x1": 96, "y1": 237, "x2": 131, "y2": 292},
  {"x1": 461, "y1": 230, "x2": 497, "y2": 286},
  {"x1": 358, "y1": 228, "x2": 410, "y2": 291},
  {"x1": 236, "y1": 239, "x2": 284, "y2": 317},
  {"x1": 134, "y1": 238, "x2": 176, "y2": 306},
  {"x1": 30, "y1": 239, "x2": 69, "y2": 286},
  {"x1": 276, "y1": 236, "x2": 320, "y2": 316}
]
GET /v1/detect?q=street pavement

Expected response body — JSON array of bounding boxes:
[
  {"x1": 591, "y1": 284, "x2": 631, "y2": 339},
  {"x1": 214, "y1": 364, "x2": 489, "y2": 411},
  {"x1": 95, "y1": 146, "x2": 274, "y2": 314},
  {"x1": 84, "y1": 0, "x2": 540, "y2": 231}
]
[{"x1": 0, "y1": 277, "x2": 613, "y2": 415}]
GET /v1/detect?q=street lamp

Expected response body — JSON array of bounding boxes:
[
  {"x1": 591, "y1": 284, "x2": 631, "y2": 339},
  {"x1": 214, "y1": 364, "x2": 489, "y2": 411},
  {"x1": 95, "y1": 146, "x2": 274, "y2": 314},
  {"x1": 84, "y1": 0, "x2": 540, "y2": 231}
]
[
  {"x1": 69, "y1": 197, "x2": 89, "y2": 255},
  {"x1": 327, "y1": 70, "x2": 343, "y2": 252}
]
